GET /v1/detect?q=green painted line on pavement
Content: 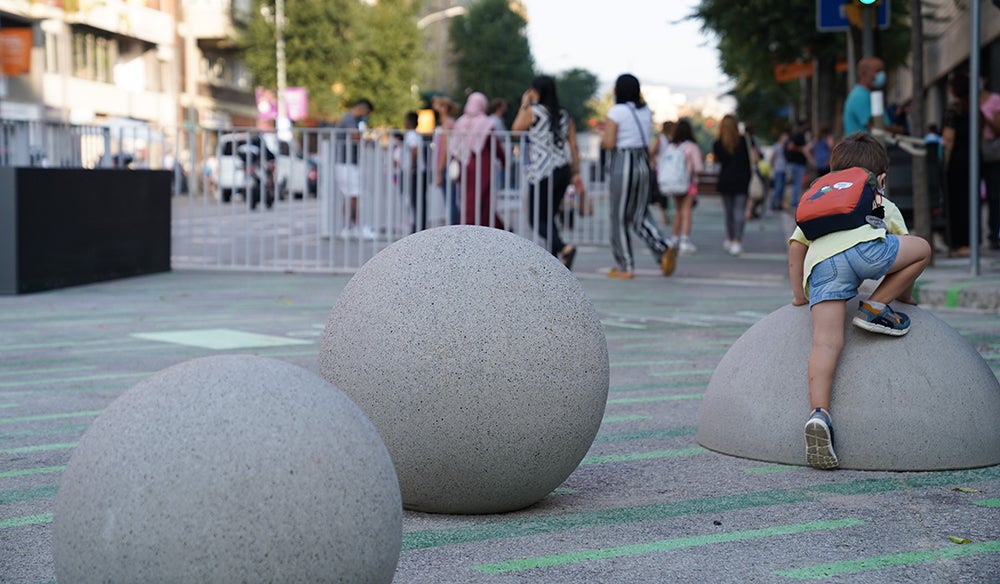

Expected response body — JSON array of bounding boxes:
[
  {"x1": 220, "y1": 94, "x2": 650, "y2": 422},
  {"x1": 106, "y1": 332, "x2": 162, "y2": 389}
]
[
  {"x1": 0, "y1": 423, "x2": 91, "y2": 441},
  {"x1": 400, "y1": 465, "x2": 1000, "y2": 552},
  {"x1": 593, "y1": 427, "x2": 697, "y2": 444},
  {"x1": 0, "y1": 338, "x2": 132, "y2": 351},
  {"x1": 0, "y1": 442, "x2": 77, "y2": 455},
  {"x1": 601, "y1": 415, "x2": 651, "y2": 424},
  {"x1": 774, "y1": 538, "x2": 1000, "y2": 579},
  {"x1": 579, "y1": 447, "x2": 707, "y2": 466},
  {"x1": 650, "y1": 369, "x2": 715, "y2": 378},
  {"x1": 0, "y1": 485, "x2": 58, "y2": 505},
  {"x1": 0, "y1": 372, "x2": 150, "y2": 389},
  {"x1": 0, "y1": 410, "x2": 101, "y2": 425},
  {"x1": 550, "y1": 487, "x2": 578, "y2": 496},
  {"x1": 607, "y1": 393, "x2": 703, "y2": 405},
  {"x1": 0, "y1": 513, "x2": 53, "y2": 529},
  {"x1": 0, "y1": 365, "x2": 96, "y2": 378},
  {"x1": 0, "y1": 466, "x2": 66, "y2": 479},
  {"x1": 0, "y1": 403, "x2": 19, "y2": 409},
  {"x1": 610, "y1": 381, "x2": 705, "y2": 393},
  {"x1": 943, "y1": 280, "x2": 978, "y2": 309},
  {"x1": 972, "y1": 498, "x2": 1000, "y2": 508},
  {"x1": 473, "y1": 518, "x2": 866, "y2": 574},
  {"x1": 611, "y1": 360, "x2": 690, "y2": 367}
]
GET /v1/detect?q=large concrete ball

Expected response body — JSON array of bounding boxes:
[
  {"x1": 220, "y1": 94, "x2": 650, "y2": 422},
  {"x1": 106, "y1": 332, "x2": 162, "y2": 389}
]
[
  {"x1": 697, "y1": 303, "x2": 1000, "y2": 470},
  {"x1": 53, "y1": 355, "x2": 402, "y2": 583},
  {"x1": 319, "y1": 225, "x2": 609, "y2": 514}
]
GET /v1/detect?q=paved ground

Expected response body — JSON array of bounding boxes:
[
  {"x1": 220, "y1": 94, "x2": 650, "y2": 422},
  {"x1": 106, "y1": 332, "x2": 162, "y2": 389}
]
[{"x1": 1, "y1": 198, "x2": 998, "y2": 582}]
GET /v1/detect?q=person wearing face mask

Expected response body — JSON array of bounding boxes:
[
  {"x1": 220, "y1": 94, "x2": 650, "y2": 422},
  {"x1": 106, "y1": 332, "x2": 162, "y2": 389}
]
[{"x1": 843, "y1": 57, "x2": 897, "y2": 135}]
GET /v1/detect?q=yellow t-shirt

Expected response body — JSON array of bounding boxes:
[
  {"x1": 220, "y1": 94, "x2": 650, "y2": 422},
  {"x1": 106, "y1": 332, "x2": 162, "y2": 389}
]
[{"x1": 788, "y1": 197, "x2": 909, "y2": 300}]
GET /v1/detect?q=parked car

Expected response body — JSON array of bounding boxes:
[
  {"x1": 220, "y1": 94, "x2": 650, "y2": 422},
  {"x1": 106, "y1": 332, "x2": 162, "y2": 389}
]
[{"x1": 216, "y1": 132, "x2": 307, "y2": 203}]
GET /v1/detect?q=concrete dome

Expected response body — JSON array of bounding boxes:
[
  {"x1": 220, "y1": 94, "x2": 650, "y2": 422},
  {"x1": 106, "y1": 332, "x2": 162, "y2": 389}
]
[
  {"x1": 697, "y1": 303, "x2": 1000, "y2": 470},
  {"x1": 54, "y1": 355, "x2": 402, "y2": 583},
  {"x1": 320, "y1": 226, "x2": 609, "y2": 513}
]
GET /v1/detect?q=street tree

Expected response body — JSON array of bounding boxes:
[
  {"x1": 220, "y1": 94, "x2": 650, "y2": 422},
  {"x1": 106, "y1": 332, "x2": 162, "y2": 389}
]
[
  {"x1": 557, "y1": 68, "x2": 600, "y2": 133},
  {"x1": 241, "y1": 0, "x2": 422, "y2": 126},
  {"x1": 449, "y1": 0, "x2": 535, "y2": 118}
]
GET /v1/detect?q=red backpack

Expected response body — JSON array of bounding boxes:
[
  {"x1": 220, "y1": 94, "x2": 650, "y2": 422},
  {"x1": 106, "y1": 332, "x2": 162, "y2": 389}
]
[{"x1": 795, "y1": 167, "x2": 884, "y2": 240}]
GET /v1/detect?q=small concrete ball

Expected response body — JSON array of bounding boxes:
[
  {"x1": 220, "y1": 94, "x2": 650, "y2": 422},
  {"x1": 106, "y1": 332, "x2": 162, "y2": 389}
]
[
  {"x1": 697, "y1": 303, "x2": 1000, "y2": 470},
  {"x1": 53, "y1": 355, "x2": 402, "y2": 583},
  {"x1": 320, "y1": 225, "x2": 609, "y2": 514}
]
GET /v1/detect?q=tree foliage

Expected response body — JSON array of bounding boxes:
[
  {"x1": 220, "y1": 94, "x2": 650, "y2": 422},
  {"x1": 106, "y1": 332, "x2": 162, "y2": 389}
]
[
  {"x1": 556, "y1": 68, "x2": 600, "y2": 133},
  {"x1": 449, "y1": 0, "x2": 535, "y2": 117},
  {"x1": 692, "y1": 0, "x2": 912, "y2": 139},
  {"x1": 241, "y1": 0, "x2": 422, "y2": 126}
]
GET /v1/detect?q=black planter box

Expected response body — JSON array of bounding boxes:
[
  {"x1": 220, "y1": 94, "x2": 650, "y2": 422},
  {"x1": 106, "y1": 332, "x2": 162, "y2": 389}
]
[{"x1": 1, "y1": 168, "x2": 171, "y2": 294}]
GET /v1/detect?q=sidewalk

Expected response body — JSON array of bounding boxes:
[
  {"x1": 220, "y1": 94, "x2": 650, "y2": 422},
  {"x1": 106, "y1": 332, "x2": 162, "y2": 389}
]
[{"x1": 1, "y1": 198, "x2": 998, "y2": 583}]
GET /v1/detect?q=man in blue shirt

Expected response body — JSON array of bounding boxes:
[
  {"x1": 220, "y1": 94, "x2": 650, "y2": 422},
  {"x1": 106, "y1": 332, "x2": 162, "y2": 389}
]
[{"x1": 843, "y1": 57, "x2": 892, "y2": 135}]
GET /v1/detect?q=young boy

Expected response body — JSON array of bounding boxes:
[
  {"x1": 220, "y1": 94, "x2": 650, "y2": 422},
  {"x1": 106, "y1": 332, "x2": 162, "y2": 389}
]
[{"x1": 788, "y1": 132, "x2": 931, "y2": 469}]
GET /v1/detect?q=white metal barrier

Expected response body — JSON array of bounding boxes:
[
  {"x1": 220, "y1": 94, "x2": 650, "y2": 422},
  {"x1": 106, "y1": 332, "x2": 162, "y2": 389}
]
[{"x1": 1, "y1": 120, "x2": 614, "y2": 273}]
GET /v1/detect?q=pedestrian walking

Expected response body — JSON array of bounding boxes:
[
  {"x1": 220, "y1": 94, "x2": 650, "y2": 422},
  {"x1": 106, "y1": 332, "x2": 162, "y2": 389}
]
[
  {"x1": 450, "y1": 92, "x2": 505, "y2": 229},
  {"x1": 651, "y1": 118, "x2": 702, "y2": 254},
  {"x1": 712, "y1": 114, "x2": 754, "y2": 256},
  {"x1": 511, "y1": 75, "x2": 582, "y2": 269},
  {"x1": 601, "y1": 73, "x2": 677, "y2": 279}
]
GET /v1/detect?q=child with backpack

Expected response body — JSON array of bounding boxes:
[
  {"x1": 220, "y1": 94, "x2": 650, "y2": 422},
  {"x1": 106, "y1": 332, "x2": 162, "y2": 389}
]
[
  {"x1": 651, "y1": 119, "x2": 702, "y2": 254},
  {"x1": 788, "y1": 132, "x2": 931, "y2": 470}
]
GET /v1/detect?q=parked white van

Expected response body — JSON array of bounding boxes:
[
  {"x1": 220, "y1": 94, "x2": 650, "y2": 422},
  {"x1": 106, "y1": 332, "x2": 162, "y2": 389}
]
[{"x1": 215, "y1": 132, "x2": 307, "y2": 202}]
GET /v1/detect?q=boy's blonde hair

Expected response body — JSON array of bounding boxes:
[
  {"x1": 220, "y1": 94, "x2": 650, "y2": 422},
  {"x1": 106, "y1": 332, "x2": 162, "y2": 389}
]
[{"x1": 830, "y1": 132, "x2": 890, "y2": 175}]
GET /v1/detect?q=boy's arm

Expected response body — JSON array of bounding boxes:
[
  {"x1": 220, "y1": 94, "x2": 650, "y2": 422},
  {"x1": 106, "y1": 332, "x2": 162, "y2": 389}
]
[{"x1": 788, "y1": 240, "x2": 808, "y2": 306}]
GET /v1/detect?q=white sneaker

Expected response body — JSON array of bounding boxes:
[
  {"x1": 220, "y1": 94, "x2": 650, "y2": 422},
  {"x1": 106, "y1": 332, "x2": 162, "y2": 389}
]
[
  {"x1": 665, "y1": 235, "x2": 677, "y2": 248},
  {"x1": 338, "y1": 226, "x2": 359, "y2": 240},
  {"x1": 360, "y1": 225, "x2": 378, "y2": 240},
  {"x1": 723, "y1": 240, "x2": 733, "y2": 253},
  {"x1": 679, "y1": 237, "x2": 697, "y2": 255},
  {"x1": 729, "y1": 242, "x2": 742, "y2": 256}
]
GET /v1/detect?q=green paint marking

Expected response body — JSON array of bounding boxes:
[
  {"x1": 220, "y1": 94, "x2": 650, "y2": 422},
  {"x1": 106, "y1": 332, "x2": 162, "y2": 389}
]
[
  {"x1": 550, "y1": 487, "x2": 578, "y2": 496},
  {"x1": 132, "y1": 329, "x2": 313, "y2": 350},
  {"x1": 601, "y1": 415, "x2": 651, "y2": 423},
  {"x1": 611, "y1": 359, "x2": 690, "y2": 367},
  {"x1": 0, "y1": 485, "x2": 58, "y2": 505},
  {"x1": 400, "y1": 466, "x2": 1000, "y2": 551},
  {"x1": 972, "y1": 498, "x2": 1000, "y2": 508},
  {"x1": 0, "y1": 410, "x2": 101, "y2": 425},
  {"x1": 0, "y1": 372, "x2": 149, "y2": 389},
  {"x1": 607, "y1": 393, "x2": 703, "y2": 405},
  {"x1": 0, "y1": 513, "x2": 53, "y2": 529},
  {"x1": 0, "y1": 338, "x2": 132, "y2": 351},
  {"x1": 774, "y1": 538, "x2": 1000, "y2": 579},
  {"x1": 0, "y1": 365, "x2": 96, "y2": 378},
  {"x1": 941, "y1": 280, "x2": 978, "y2": 309},
  {"x1": 0, "y1": 466, "x2": 66, "y2": 479},
  {"x1": 610, "y1": 381, "x2": 705, "y2": 393},
  {"x1": 0, "y1": 403, "x2": 19, "y2": 409},
  {"x1": 745, "y1": 464, "x2": 798, "y2": 474},
  {"x1": 473, "y1": 518, "x2": 865, "y2": 574},
  {"x1": 0, "y1": 442, "x2": 77, "y2": 455},
  {"x1": 579, "y1": 447, "x2": 707, "y2": 466},
  {"x1": 593, "y1": 427, "x2": 698, "y2": 444},
  {"x1": 650, "y1": 369, "x2": 715, "y2": 378},
  {"x1": 0, "y1": 423, "x2": 91, "y2": 441}
]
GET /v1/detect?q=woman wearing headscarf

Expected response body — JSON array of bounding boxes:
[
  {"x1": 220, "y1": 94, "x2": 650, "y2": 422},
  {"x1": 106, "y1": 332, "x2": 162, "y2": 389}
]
[
  {"x1": 601, "y1": 73, "x2": 677, "y2": 279},
  {"x1": 450, "y1": 92, "x2": 505, "y2": 229},
  {"x1": 712, "y1": 113, "x2": 754, "y2": 256},
  {"x1": 511, "y1": 75, "x2": 582, "y2": 269}
]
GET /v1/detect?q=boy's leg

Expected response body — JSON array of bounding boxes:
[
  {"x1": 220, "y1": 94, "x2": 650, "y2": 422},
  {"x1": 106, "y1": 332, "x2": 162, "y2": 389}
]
[
  {"x1": 867, "y1": 235, "x2": 931, "y2": 305},
  {"x1": 808, "y1": 300, "x2": 846, "y2": 411},
  {"x1": 805, "y1": 299, "x2": 845, "y2": 469}
]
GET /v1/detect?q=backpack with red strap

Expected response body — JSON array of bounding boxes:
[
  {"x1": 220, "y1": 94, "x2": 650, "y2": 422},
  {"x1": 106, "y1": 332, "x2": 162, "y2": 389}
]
[{"x1": 795, "y1": 166, "x2": 885, "y2": 240}]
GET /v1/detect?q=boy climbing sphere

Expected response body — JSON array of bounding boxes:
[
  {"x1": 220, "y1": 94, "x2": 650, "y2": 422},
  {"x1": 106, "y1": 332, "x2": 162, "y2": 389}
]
[{"x1": 788, "y1": 132, "x2": 932, "y2": 469}]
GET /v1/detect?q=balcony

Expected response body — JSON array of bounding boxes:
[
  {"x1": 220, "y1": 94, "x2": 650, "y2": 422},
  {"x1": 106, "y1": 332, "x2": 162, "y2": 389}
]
[{"x1": 63, "y1": 0, "x2": 174, "y2": 46}]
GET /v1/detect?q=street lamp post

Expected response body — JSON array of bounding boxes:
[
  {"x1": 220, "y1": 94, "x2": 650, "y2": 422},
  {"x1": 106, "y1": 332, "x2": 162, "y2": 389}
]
[{"x1": 275, "y1": 0, "x2": 290, "y2": 140}]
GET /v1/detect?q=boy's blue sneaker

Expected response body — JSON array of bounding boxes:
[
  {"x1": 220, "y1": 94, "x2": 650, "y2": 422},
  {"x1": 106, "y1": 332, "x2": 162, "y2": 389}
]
[
  {"x1": 804, "y1": 408, "x2": 839, "y2": 469},
  {"x1": 852, "y1": 301, "x2": 911, "y2": 336}
]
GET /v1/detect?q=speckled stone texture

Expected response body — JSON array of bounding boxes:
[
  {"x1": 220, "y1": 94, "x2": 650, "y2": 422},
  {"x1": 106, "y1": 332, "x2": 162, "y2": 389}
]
[
  {"x1": 53, "y1": 355, "x2": 402, "y2": 583},
  {"x1": 319, "y1": 225, "x2": 609, "y2": 514},
  {"x1": 697, "y1": 303, "x2": 1000, "y2": 470}
]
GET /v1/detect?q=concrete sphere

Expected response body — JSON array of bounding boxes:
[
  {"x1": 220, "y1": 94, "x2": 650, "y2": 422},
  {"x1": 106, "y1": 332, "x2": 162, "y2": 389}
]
[
  {"x1": 53, "y1": 355, "x2": 402, "y2": 583},
  {"x1": 319, "y1": 225, "x2": 609, "y2": 514},
  {"x1": 697, "y1": 303, "x2": 1000, "y2": 470}
]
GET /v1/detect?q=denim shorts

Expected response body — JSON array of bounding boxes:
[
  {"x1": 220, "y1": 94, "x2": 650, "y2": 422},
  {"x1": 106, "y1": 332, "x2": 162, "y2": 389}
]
[{"x1": 808, "y1": 235, "x2": 900, "y2": 307}]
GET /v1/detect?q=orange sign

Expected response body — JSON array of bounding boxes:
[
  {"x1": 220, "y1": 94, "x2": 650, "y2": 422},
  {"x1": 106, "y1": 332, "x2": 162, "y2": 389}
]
[
  {"x1": 1, "y1": 28, "x2": 32, "y2": 76},
  {"x1": 774, "y1": 62, "x2": 813, "y2": 84}
]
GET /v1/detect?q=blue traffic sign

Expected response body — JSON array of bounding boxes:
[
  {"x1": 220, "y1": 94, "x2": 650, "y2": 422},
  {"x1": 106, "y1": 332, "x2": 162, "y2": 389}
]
[{"x1": 816, "y1": 0, "x2": 890, "y2": 32}]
